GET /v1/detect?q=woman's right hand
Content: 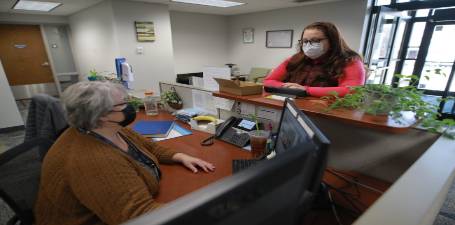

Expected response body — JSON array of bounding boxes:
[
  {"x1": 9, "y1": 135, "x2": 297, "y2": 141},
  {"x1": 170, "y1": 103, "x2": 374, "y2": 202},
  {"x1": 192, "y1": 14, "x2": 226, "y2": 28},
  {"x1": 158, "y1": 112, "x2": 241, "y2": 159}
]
[{"x1": 283, "y1": 83, "x2": 306, "y2": 90}]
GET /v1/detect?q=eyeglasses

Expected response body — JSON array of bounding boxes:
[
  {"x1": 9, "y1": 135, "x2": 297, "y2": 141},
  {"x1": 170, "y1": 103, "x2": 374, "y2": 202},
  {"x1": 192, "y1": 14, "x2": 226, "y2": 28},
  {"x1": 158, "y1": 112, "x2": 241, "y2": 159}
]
[
  {"x1": 110, "y1": 102, "x2": 127, "y2": 112},
  {"x1": 298, "y1": 38, "x2": 327, "y2": 46}
]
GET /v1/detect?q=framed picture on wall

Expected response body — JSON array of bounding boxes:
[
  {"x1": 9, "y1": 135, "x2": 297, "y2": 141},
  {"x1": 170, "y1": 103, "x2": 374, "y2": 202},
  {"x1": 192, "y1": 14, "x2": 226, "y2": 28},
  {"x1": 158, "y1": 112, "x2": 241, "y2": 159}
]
[
  {"x1": 266, "y1": 30, "x2": 293, "y2": 48},
  {"x1": 243, "y1": 28, "x2": 254, "y2": 44},
  {"x1": 135, "y1": 21, "x2": 155, "y2": 42}
]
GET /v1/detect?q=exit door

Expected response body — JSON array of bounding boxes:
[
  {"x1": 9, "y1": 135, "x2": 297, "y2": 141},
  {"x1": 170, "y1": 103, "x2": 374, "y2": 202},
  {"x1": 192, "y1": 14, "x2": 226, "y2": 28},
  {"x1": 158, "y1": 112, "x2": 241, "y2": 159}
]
[{"x1": 0, "y1": 24, "x2": 54, "y2": 86}]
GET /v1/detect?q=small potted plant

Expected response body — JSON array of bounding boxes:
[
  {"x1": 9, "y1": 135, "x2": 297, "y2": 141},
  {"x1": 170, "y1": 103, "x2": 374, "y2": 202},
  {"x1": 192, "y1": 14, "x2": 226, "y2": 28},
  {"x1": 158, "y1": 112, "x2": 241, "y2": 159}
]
[
  {"x1": 127, "y1": 96, "x2": 143, "y2": 112},
  {"x1": 248, "y1": 114, "x2": 270, "y2": 157},
  {"x1": 161, "y1": 88, "x2": 183, "y2": 110},
  {"x1": 324, "y1": 74, "x2": 455, "y2": 138}
]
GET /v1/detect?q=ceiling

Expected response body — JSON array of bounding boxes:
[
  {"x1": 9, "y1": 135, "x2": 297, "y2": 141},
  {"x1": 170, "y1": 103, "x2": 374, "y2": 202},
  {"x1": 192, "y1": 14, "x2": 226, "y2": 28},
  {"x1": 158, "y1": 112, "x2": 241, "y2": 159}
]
[{"x1": 0, "y1": 0, "x2": 341, "y2": 16}]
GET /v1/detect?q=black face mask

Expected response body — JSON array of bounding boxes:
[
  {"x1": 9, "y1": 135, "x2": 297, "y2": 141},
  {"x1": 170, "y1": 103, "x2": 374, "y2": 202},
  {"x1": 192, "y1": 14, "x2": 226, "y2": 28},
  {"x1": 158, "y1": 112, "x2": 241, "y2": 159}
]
[{"x1": 110, "y1": 103, "x2": 137, "y2": 127}]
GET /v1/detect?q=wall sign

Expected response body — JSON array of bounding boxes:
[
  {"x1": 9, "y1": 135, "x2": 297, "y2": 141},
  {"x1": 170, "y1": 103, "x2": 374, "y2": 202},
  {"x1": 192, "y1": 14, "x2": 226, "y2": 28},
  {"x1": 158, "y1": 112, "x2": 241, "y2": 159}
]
[{"x1": 14, "y1": 44, "x2": 27, "y2": 49}]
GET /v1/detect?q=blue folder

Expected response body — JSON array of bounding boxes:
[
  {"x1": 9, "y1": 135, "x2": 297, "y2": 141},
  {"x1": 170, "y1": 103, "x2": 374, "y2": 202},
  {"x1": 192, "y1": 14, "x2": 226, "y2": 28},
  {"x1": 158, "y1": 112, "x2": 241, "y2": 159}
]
[{"x1": 132, "y1": 120, "x2": 175, "y2": 138}]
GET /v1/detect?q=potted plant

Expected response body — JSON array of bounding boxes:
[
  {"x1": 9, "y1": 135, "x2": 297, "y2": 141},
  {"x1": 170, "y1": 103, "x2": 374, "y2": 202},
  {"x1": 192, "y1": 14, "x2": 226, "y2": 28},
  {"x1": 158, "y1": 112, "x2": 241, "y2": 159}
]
[
  {"x1": 324, "y1": 74, "x2": 455, "y2": 139},
  {"x1": 248, "y1": 114, "x2": 270, "y2": 157},
  {"x1": 127, "y1": 96, "x2": 143, "y2": 112},
  {"x1": 161, "y1": 88, "x2": 183, "y2": 110}
]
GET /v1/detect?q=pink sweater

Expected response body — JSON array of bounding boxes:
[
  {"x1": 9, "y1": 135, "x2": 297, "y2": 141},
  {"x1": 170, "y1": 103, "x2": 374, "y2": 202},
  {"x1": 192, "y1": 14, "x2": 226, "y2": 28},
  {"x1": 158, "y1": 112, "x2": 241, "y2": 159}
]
[{"x1": 264, "y1": 58, "x2": 365, "y2": 97}]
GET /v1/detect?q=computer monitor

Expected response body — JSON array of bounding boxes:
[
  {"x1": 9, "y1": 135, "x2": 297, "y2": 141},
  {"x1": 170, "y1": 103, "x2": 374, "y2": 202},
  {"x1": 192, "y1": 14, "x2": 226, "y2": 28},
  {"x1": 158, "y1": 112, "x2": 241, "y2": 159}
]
[
  {"x1": 275, "y1": 99, "x2": 330, "y2": 195},
  {"x1": 123, "y1": 99, "x2": 330, "y2": 225}
]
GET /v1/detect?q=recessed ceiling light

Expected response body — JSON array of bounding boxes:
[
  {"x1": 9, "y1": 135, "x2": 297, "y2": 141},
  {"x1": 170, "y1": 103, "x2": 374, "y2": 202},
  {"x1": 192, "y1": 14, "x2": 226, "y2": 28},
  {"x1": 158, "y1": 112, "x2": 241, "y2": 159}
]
[
  {"x1": 13, "y1": 0, "x2": 62, "y2": 12},
  {"x1": 171, "y1": 0, "x2": 245, "y2": 8}
]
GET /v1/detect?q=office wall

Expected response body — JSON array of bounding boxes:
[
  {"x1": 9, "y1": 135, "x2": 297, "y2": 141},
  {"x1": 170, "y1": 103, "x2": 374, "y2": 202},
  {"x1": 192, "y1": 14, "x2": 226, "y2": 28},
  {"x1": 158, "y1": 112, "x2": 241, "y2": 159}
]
[
  {"x1": 0, "y1": 60, "x2": 24, "y2": 129},
  {"x1": 69, "y1": 0, "x2": 118, "y2": 79},
  {"x1": 42, "y1": 25, "x2": 77, "y2": 74},
  {"x1": 0, "y1": 12, "x2": 68, "y2": 24},
  {"x1": 69, "y1": 0, "x2": 175, "y2": 92},
  {"x1": 170, "y1": 11, "x2": 229, "y2": 74},
  {"x1": 227, "y1": 0, "x2": 368, "y2": 74},
  {"x1": 111, "y1": 0, "x2": 175, "y2": 92}
]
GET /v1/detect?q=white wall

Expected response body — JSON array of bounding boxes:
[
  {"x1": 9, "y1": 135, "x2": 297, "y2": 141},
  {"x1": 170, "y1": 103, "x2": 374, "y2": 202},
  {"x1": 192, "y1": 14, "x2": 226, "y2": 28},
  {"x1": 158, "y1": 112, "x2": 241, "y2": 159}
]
[
  {"x1": 69, "y1": 0, "x2": 175, "y2": 92},
  {"x1": 69, "y1": 0, "x2": 118, "y2": 79},
  {"x1": 111, "y1": 0, "x2": 175, "y2": 92},
  {"x1": 42, "y1": 25, "x2": 77, "y2": 74},
  {"x1": 0, "y1": 60, "x2": 24, "y2": 129},
  {"x1": 170, "y1": 11, "x2": 229, "y2": 74},
  {"x1": 227, "y1": 0, "x2": 368, "y2": 74}
]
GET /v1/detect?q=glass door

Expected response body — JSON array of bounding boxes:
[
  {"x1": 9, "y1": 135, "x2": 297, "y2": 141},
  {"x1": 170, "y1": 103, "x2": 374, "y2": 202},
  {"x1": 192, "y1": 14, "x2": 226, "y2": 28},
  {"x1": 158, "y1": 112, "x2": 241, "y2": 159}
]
[
  {"x1": 364, "y1": 6, "x2": 409, "y2": 84},
  {"x1": 412, "y1": 9, "x2": 455, "y2": 118}
]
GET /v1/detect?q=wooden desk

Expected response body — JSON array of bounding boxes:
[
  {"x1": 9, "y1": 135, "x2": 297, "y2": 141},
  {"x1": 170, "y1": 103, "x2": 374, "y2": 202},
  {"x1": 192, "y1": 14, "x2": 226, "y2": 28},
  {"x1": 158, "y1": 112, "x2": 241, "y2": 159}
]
[
  {"x1": 213, "y1": 91, "x2": 416, "y2": 133},
  {"x1": 133, "y1": 112, "x2": 251, "y2": 203}
]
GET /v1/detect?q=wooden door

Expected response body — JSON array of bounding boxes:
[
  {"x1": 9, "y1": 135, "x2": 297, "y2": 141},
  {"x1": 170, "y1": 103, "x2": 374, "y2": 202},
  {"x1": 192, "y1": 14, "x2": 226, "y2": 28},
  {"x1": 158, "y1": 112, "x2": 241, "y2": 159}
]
[{"x1": 0, "y1": 24, "x2": 54, "y2": 85}]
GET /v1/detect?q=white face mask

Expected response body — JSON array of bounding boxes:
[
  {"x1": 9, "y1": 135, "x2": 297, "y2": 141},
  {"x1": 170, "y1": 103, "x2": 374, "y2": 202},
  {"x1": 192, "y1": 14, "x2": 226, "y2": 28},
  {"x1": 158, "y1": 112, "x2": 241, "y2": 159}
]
[{"x1": 303, "y1": 42, "x2": 326, "y2": 59}]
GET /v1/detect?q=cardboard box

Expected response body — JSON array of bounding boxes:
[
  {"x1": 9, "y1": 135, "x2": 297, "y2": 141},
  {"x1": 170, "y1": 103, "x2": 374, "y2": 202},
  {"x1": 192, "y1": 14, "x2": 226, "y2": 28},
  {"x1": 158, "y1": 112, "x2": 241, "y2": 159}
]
[{"x1": 214, "y1": 78, "x2": 263, "y2": 96}]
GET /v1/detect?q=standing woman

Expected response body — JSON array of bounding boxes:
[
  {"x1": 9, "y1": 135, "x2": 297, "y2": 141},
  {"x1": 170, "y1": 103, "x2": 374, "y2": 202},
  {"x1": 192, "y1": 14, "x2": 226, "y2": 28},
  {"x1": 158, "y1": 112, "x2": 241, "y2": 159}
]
[
  {"x1": 264, "y1": 22, "x2": 366, "y2": 97},
  {"x1": 35, "y1": 81, "x2": 215, "y2": 225}
]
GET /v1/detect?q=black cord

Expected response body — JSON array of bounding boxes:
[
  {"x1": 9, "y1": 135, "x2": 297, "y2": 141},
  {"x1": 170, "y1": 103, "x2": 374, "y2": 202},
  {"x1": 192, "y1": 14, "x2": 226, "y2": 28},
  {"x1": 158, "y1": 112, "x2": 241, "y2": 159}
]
[{"x1": 324, "y1": 183, "x2": 363, "y2": 215}]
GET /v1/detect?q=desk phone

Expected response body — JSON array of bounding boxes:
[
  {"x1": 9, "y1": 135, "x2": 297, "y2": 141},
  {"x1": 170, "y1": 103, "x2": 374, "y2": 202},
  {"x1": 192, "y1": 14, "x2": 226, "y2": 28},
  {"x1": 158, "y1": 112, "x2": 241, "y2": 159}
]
[{"x1": 215, "y1": 117, "x2": 256, "y2": 147}]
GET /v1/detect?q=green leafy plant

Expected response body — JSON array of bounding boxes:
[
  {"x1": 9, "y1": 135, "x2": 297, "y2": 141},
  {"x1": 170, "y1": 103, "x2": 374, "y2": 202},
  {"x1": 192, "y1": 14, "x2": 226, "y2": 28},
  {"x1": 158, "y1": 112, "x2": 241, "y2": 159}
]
[
  {"x1": 128, "y1": 96, "x2": 143, "y2": 112},
  {"x1": 161, "y1": 88, "x2": 183, "y2": 110},
  {"x1": 88, "y1": 69, "x2": 100, "y2": 81},
  {"x1": 161, "y1": 89, "x2": 182, "y2": 104},
  {"x1": 249, "y1": 113, "x2": 261, "y2": 135},
  {"x1": 323, "y1": 74, "x2": 455, "y2": 139}
]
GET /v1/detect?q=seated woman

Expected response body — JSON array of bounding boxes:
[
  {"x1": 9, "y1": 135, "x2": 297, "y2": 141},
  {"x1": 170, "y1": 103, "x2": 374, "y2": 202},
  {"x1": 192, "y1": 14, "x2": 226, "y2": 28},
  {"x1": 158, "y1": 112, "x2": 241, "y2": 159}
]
[
  {"x1": 264, "y1": 22, "x2": 366, "y2": 97},
  {"x1": 35, "y1": 81, "x2": 215, "y2": 225}
]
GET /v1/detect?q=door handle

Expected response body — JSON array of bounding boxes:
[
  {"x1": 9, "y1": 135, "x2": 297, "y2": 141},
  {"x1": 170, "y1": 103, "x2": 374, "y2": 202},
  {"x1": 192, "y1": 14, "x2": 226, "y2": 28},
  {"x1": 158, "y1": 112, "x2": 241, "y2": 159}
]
[{"x1": 41, "y1": 62, "x2": 49, "y2": 66}]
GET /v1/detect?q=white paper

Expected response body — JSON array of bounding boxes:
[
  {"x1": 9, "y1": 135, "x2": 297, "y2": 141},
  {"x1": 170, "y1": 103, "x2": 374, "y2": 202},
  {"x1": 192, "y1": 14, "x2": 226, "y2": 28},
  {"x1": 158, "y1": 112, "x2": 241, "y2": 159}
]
[
  {"x1": 257, "y1": 106, "x2": 280, "y2": 121},
  {"x1": 203, "y1": 67, "x2": 231, "y2": 91},
  {"x1": 152, "y1": 129, "x2": 182, "y2": 142},
  {"x1": 213, "y1": 96, "x2": 235, "y2": 111},
  {"x1": 239, "y1": 102, "x2": 256, "y2": 116},
  {"x1": 192, "y1": 89, "x2": 217, "y2": 115}
]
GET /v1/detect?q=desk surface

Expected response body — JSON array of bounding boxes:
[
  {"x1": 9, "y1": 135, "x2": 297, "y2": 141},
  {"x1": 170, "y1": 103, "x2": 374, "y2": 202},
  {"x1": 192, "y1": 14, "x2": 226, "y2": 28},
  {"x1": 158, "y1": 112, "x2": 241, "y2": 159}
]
[
  {"x1": 133, "y1": 112, "x2": 251, "y2": 203},
  {"x1": 213, "y1": 91, "x2": 416, "y2": 133}
]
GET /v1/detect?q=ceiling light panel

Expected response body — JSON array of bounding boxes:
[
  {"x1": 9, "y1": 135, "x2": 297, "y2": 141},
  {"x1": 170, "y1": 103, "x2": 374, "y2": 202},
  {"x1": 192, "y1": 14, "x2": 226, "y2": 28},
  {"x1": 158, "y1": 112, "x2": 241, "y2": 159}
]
[
  {"x1": 171, "y1": 0, "x2": 245, "y2": 8},
  {"x1": 13, "y1": 0, "x2": 62, "y2": 12}
]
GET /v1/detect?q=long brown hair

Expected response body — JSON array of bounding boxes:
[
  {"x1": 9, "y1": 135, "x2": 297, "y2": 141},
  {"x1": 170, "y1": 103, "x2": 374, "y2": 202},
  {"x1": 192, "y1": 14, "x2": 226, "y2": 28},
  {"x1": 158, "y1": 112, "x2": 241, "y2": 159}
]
[{"x1": 285, "y1": 22, "x2": 361, "y2": 84}]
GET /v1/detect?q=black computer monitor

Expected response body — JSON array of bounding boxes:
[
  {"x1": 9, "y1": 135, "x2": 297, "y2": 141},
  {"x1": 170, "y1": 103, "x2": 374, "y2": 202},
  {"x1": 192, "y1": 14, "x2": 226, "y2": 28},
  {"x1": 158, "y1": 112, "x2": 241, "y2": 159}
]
[
  {"x1": 123, "y1": 99, "x2": 330, "y2": 225},
  {"x1": 275, "y1": 99, "x2": 330, "y2": 194}
]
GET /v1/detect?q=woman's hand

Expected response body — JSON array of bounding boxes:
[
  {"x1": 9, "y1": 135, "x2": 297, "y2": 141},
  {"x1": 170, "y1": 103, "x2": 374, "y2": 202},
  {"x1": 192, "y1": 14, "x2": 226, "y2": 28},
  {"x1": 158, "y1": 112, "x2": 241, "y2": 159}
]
[
  {"x1": 282, "y1": 83, "x2": 306, "y2": 90},
  {"x1": 172, "y1": 153, "x2": 215, "y2": 173}
]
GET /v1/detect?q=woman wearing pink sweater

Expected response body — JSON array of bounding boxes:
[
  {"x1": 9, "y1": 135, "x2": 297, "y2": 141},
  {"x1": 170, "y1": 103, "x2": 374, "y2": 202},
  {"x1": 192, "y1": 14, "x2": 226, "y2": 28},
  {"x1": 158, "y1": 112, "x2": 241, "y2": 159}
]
[{"x1": 264, "y1": 22, "x2": 365, "y2": 97}]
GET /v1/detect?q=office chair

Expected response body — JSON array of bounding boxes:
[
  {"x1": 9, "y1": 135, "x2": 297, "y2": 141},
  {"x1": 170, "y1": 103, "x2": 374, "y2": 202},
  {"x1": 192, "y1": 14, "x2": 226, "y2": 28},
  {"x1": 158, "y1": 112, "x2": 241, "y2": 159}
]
[
  {"x1": 0, "y1": 138, "x2": 54, "y2": 225},
  {"x1": 25, "y1": 94, "x2": 68, "y2": 142},
  {"x1": 247, "y1": 67, "x2": 272, "y2": 83}
]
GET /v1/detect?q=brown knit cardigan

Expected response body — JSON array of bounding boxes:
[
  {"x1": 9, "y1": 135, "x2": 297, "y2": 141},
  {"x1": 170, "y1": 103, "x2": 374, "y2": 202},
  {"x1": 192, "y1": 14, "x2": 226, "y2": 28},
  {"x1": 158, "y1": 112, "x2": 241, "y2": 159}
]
[{"x1": 34, "y1": 127, "x2": 177, "y2": 225}]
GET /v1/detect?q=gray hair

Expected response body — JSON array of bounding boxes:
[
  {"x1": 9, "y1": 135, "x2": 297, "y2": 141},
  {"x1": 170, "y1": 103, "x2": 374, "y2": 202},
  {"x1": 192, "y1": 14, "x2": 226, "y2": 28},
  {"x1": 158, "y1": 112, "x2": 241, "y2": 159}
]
[{"x1": 61, "y1": 81, "x2": 127, "y2": 130}]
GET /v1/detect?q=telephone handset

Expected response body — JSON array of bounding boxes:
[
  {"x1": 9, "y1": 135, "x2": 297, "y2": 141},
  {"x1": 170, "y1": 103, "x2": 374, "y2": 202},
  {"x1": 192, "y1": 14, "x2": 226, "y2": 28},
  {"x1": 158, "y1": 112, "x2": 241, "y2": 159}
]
[
  {"x1": 215, "y1": 117, "x2": 250, "y2": 147},
  {"x1": 215, "y1": 117, "x2": 235, "y2": 137}
]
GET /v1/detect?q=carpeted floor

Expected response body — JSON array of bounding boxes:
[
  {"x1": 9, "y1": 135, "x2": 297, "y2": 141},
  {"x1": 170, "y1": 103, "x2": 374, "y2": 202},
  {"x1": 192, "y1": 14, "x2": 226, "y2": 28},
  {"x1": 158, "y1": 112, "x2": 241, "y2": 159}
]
[
  {"x1": 0, "y1": 100, "x2": 27, "y2": 225},
  {"x1": 434, "y1": 179, "x2": 455, "y2": 225},
  {"x1": 0, "y1": 129, "x2": 25, "y2": 225}
]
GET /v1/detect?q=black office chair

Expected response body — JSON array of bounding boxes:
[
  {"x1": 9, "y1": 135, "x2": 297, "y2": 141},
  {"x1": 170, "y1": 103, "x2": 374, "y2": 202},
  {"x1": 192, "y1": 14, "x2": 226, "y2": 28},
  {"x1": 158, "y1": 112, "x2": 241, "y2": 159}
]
[{"x1": 0, "y1": 138, "x2": 54, "y2": 225}]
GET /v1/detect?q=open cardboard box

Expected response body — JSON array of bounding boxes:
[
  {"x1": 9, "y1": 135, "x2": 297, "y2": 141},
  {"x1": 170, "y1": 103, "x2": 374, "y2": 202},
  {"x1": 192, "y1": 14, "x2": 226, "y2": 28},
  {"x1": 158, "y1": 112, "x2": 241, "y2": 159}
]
[{"x1": 214, "y1": 78, "x2": 263, "y2": 96}]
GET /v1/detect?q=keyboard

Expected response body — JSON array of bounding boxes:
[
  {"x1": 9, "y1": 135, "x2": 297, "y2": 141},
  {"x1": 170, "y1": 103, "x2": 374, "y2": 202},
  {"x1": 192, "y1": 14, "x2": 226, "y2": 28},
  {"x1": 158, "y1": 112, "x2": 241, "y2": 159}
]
[
  {"x1": 264, "y1": 86, "x2": 307, "y2": 97},
  {"x1": 232, "y1": 159, "x2": 259, "y2": 173}
]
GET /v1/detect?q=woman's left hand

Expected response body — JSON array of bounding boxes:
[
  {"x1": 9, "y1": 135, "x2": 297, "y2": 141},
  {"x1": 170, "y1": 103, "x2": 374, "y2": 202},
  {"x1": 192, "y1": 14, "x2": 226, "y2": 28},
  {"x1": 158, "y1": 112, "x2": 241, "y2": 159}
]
[
  {"x1": 283, "y1": 83, "x2": 306, "y2": 90},
  {"x1": 172, "y1": 153, "x2": 215, "y2": 173}
]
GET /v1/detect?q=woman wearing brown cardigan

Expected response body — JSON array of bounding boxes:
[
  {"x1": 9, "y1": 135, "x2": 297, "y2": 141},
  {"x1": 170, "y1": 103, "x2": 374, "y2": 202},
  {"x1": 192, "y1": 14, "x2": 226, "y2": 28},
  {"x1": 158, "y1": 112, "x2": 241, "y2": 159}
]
[{"x1": 35, "y1": 81, "x2": 215, "y2": 225}]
